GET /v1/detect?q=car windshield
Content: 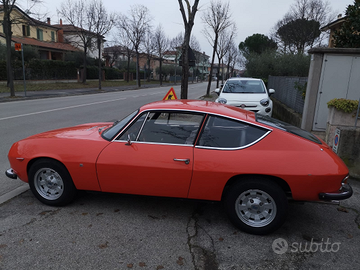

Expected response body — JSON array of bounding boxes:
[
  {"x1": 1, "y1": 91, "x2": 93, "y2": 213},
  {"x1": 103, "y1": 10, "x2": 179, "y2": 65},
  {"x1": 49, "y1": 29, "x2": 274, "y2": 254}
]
[
  {"x1": 102, "y1": 109, "x2": 139, "y2": 141},
  {"x1": 222, "y1": 80, "x2": 266, "y2": 94},
  {"x1": 256, "y1": 114, "x2": 322, "y2": 144}
]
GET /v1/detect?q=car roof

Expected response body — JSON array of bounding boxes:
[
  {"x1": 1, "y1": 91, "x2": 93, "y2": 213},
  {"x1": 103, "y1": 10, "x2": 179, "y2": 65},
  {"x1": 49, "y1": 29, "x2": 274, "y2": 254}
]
[
  {"x1": 227, "y1": 77, "x2": 262, "y2": 82},
  {"x1": 140, "y1": 100, "x2": 256, "y2": 122}
]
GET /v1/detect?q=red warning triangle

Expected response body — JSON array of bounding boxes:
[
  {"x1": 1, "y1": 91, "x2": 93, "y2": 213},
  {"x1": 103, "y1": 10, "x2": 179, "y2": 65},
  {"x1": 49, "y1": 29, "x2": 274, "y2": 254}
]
[{"x1": 163, "y1": 87, "x2": 178, "y2": 100}]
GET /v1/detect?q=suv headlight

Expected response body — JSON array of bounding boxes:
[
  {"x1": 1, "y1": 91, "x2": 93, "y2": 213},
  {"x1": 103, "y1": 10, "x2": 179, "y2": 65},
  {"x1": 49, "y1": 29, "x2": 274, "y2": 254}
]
[
  {"x1": 260, "y1": 98, "x2": 270, "y2": 107},
  {"x1": 215, "y1": 98, "x2": 227, "y2": 104}
]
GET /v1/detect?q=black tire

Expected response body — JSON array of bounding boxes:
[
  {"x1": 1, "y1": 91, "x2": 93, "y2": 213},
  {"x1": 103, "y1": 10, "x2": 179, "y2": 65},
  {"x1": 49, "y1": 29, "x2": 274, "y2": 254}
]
[
  {"x1": 28, "y1": 159, "x2": 77, "y2": 206},
  {"x1": 223, "y1": 177, "x2": 288, "y2": 235}
]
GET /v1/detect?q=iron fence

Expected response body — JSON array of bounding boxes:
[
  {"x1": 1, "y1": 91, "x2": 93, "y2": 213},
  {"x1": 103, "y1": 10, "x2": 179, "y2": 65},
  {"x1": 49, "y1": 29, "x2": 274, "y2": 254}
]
[{"x1": 268, "y1": 76, "x2": 307, "y2": 114}]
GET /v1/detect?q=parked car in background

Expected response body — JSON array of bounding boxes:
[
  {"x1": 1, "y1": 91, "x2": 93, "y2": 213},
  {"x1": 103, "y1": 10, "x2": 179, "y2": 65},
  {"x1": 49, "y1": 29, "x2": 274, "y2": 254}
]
[
  {"x1": 215, "y1": 77, "x2": 275, "y2": 116},
  {"x1": 6, "y1": 100, "x2": 352, "y2": 235}
]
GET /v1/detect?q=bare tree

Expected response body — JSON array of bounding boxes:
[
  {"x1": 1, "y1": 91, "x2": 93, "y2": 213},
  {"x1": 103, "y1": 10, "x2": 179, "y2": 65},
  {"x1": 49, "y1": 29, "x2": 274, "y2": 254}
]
[
  {"x1": 170, "y1": 32, "x2": 183, "y2": 84},
  {"x1": 178, "y1": 0, "x2": 200, "y2": 99},
  {"x1": 1, "y1": 0, "x2": 42, "y2": 96},
  {"x1": 143, "y1": 31, "x2": 155, "y2": 82},
  {"x1": 91, "y1": 0, "x2": 115, "y2": 90},
  {"x1": 58, "y1": 0, "x2": 98, "y2": 83},
  {"x1": 118, "y1": 5, "x2": 152, "y2": 88},
  {"x1": 113, "y1": 29, "x2": 135, "y2": 82},
  {"x1": 215, "y1": 24, "x2": 236, "y2": 85},
  {"x1": 224, "y1": 41, "x2": 239, "y2": 79},
  {"x1": 202, "y1": 0, "x2": 233, "y2": 96},
  {"x1": 190, "y1": 36, "x2": 201, "y2": 52},
  {"x1": 170, "y1": 32, "x2": 200, "y2": 85},
  {"x1": 154, "y1": 24, "x2": 169, "y2": 86}
]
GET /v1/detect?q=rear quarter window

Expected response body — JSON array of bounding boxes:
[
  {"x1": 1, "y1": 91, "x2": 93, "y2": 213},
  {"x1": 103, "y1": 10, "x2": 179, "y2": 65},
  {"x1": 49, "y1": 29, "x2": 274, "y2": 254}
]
[{"x1": 197, "y1": 115, "x2": 270, "y2": 149}]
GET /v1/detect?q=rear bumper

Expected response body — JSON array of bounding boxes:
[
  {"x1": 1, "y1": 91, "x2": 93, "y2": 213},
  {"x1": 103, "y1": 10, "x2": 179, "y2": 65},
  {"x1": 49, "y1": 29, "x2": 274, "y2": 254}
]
[
  {"x1": 5, "y1": 168, "x2": 18, "y2": 179},
  {"x1": 319, "y1": 179, "x2": 353, "y2": 201}
]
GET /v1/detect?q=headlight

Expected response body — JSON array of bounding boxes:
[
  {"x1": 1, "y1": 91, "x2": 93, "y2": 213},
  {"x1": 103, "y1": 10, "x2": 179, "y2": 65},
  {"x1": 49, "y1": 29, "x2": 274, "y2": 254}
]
[
  {"x1": 215, "y1": 98, "x2": 227, "y2": 104},
  {"x1": 260, "y1": 98, "x2": 270, "y2": 107}
]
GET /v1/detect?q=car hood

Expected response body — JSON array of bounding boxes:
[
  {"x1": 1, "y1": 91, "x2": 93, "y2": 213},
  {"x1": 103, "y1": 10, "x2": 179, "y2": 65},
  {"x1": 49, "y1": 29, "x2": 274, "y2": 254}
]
[
  {"x1": 219, "y1": 92, "x2": 269, "y2": 103},
  {"x1": 26, "y1": 122, "x2": 112, "y2": 140}
]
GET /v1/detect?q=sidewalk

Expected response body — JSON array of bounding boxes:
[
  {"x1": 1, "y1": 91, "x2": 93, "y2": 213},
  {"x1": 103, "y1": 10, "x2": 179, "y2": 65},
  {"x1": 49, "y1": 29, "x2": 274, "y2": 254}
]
[{"x1": 0, "y1": 83, "x2": 177, "y2": 103}]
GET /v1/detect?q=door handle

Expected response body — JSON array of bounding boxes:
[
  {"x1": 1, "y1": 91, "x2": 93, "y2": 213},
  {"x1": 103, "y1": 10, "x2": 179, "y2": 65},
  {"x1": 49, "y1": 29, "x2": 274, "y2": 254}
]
[{"x1": 173, "y1": 158, "x2": 190, "y2": 165}]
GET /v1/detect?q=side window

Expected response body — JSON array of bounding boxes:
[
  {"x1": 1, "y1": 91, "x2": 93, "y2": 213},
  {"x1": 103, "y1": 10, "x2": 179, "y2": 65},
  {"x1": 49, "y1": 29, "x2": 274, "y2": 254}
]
[
  {"x1": 117, "y1": 113, "x2": 147, "y2": 141},
  {"x1": 138, "y1": 111, "x2": 204, "y2": 145},
  {"x1": 197, "y1": 115, "x2": 268, "y2": 149}
]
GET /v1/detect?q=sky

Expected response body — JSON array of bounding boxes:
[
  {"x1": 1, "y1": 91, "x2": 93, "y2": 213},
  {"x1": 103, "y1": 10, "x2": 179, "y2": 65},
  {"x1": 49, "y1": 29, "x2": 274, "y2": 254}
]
[{"x1": 25, "y1": 0, "x2": 353, "y2": 57}]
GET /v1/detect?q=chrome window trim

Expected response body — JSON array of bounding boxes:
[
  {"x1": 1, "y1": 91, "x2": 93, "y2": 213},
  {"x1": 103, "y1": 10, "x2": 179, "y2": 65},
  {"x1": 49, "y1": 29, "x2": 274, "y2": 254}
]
[
  {"x1": 113, "y1": 140, "x2": 195, "y2": 147},
  {"x1": 135, "y1": 112, "x2": 149, "y2": 141},
  {"x1": 195, "y1": 130, "x2": 271, "y2": 150}
]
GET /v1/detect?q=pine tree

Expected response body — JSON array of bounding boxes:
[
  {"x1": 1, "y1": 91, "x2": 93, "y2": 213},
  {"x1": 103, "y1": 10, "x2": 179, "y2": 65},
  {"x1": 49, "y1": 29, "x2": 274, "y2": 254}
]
[{"x1": 334, "y1": 0, "x2": 360, "y2": 48}]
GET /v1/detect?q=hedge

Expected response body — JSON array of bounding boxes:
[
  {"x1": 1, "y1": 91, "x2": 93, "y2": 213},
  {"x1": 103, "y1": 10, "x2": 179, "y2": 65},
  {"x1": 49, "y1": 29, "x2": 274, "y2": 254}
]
[{"x1": 0, "y1": 60, "x2": 125, "y2": 81}]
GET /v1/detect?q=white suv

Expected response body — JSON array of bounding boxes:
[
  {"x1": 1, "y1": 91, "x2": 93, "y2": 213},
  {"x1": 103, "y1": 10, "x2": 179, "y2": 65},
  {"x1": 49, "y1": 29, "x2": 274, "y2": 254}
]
[{"x1": 215, "y1": 77, "x2": 275, "y2": 116}]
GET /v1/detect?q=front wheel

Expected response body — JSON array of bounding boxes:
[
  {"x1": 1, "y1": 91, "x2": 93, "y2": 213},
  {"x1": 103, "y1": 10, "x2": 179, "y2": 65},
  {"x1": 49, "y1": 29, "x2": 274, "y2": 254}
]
[
  {"x1": 28, "y1": 159, "x2": 77, "y2": 206},
  {"x1": 223, "y1": 177, "x2": 288, "y2": 235}
]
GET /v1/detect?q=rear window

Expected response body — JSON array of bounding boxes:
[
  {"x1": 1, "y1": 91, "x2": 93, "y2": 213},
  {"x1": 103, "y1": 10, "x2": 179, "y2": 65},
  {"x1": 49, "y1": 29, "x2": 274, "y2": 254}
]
[
  {"x1": 222, "y1": 80, "x2": 266, "y2": 94},
  {"x1": 256, "y1": 114, "x2": 322, "y2": 144}
]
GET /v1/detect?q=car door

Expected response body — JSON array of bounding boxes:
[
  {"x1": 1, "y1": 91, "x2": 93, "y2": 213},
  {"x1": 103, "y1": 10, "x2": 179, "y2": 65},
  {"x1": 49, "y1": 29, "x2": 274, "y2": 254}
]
[{"x1": 96, "y1": 111, "x2": 205, "y2": 198}]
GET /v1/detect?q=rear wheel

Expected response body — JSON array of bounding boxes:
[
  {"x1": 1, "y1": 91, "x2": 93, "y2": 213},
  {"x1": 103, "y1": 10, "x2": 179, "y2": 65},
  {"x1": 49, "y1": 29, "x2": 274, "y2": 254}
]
[
  {"x1": 223, "y1": 177, "x2": 288, "y2": 235},
  {"x1": 28, "y1": 159, "x2": 77, "y2": 206}
]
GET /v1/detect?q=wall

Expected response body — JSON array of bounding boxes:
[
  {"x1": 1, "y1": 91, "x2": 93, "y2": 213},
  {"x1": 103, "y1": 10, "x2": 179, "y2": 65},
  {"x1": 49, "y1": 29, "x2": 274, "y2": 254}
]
[{"x1": 272, "y1": 98, "x2": 302, "y2": 127}]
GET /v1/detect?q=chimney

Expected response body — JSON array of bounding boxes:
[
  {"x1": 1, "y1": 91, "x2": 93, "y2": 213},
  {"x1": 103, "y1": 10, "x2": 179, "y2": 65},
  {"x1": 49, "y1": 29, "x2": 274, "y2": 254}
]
[
  {"x1": 58, "y1": 18, "x2": 64, "y2": 43},
  {"x1": 338, "y1": 14, "x2": 342, "y2": 19},
  {"x1": 47, "y1": 17, "x2": 51, "y2": 25}
]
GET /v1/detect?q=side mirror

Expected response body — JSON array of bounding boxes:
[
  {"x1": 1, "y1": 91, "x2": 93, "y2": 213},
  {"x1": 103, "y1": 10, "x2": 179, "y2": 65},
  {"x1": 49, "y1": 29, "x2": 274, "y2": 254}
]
[
  {"x1": 126, "y1": 134, "x2": 132, "y2": 145},
  {"x1": 215, "y1": 88, "x2": 220, "y2": 95},
  {"x1": 269, "y1": 89, "x2": 275, "y2": 96}
]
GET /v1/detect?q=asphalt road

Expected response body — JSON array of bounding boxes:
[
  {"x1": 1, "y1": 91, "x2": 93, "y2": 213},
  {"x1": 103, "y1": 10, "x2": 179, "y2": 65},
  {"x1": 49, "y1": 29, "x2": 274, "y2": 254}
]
[
  {"x1": 0, "y1": 179, "x2": 359, "y2": 269},
  {"x1": 0, "y1": 82, "x2": 209, "y2": 201}
]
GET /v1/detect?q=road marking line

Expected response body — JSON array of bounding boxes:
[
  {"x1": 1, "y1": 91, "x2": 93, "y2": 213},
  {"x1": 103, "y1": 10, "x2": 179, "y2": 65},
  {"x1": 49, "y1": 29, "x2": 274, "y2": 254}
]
[{"x1": 0, "y1": 97, "x2": 126, "y2": 121}]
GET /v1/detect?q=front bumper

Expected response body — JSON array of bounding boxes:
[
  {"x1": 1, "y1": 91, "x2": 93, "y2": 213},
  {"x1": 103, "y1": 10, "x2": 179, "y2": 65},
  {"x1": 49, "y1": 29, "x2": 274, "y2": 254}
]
[
  {"x1": 5, "y1": 168, "x2": 18, "y2": 179},
  {"x1": 319, "y1": 182, "x2": 353, "y2": 201}
]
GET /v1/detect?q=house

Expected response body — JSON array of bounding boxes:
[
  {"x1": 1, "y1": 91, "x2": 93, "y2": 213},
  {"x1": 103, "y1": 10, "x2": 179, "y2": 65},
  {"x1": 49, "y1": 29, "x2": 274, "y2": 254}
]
[
  {"x1": 164, "y1": 49, "x2": 210, "y2": 79},
  {"x1": 103, "y1": 46, "x2": 132, "y2": 67},
  {"x1": 320, "y1": 14, "x2": 347, "y2": 48},
  {"x1": 0, "y1": 5, "x2": 79, "y2": 60},
  {"x1": 53, "y1": 20, "x2": 105, "y2": 59}
]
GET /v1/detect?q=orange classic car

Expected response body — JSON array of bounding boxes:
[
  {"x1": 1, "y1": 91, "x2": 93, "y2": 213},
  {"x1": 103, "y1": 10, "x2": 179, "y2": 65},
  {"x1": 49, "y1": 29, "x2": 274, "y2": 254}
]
[{"x1": 6, "y1": 100, "x2": 352, "y2": 235}]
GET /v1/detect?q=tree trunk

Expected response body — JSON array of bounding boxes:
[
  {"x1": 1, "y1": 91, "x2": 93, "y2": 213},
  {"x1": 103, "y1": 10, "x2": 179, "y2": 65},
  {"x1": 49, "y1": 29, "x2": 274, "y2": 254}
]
[
  {"x1": 82, "y1": 47, "x2": 87, "y2": 84},
  {"x1": 159, "y1": 59, "x2": 163, "y2": 86},
  {"x1": 180, "y1": 41, "x2": 189, "y2": 99},
  {"x1": 136, "y1": 51, "x2": 141, "y2": 87},
  {"x1": 206, "y1": 34, "x2": 218, "y2": 96},
  {"x1": 174, "y1": 56, "x2": 177, "y2": 84},
  {"x1": 126, "y1": 55, "x2": 130, "y2": 83},
  {"x1": 98, "y1": 37, "x2": 102, "y2": 90},
  {"x1": 4, "y1": 8, "x2": 15, "y2": 97}
]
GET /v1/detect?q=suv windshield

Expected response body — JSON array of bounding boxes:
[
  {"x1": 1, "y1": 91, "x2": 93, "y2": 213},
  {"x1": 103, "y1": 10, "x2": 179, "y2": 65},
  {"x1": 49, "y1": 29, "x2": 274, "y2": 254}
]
[
  {"x1": 102, "y1": 110, "x2": 139, "y2": 141},
  {"x1": 256, "y1": 114, "x2": 322, "y2": 144},
  {"x1": 222, "y1": 80, "x2": 266, "y2": 94}
]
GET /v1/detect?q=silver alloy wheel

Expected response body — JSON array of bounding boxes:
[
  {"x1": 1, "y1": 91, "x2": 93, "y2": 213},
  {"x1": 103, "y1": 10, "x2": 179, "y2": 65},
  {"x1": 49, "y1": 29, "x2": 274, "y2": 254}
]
[
  {"x1": 235, "y1": 189, "x2": 277, "y2": 228},
  {"x1": 33, "y1": 168, "x2": 64, "y2": 200}
]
